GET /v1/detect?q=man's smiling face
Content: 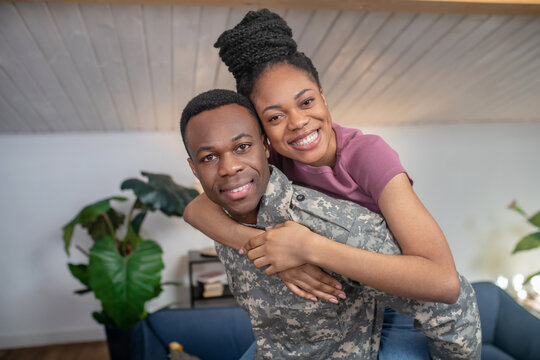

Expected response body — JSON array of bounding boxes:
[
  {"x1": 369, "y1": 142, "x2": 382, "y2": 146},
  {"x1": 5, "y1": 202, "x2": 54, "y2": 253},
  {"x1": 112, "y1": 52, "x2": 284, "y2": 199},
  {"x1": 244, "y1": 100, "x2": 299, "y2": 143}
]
[{"x1": 186, "y1": 103, "x2": 270, "y2": 224}]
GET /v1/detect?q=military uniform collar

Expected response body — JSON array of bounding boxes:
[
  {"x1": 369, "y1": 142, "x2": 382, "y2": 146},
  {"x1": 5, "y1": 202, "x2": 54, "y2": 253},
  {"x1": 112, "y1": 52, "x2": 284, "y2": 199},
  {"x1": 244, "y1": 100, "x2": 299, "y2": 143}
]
[{"x1": 256, "y1": 165, "x2": 294, "y2": 228}]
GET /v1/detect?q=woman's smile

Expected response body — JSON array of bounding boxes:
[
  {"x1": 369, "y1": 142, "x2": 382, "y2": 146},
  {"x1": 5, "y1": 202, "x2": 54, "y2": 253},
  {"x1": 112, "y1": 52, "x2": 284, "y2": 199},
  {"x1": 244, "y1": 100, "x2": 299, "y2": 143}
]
[
  {"x1": 289, "y1": 129, "x2": 321, "y2": 149},
  {"x1": 252, "y1": 64, "x2": 337, "y2": 167}
]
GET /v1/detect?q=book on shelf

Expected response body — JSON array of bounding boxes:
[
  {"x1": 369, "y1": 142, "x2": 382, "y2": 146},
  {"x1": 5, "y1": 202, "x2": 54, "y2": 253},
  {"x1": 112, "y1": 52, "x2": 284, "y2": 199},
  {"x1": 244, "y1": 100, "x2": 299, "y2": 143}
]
[
  {"x1": 202, "y1": 288, "x2": 224, "y2": 298},
  {"x1": 199, "y1": 281, "x2": 224, "y2": 292},
  {"x1": 196, "y1": 270, "x2": 227, "y2": 284},
  {"x1": 201, "y1": 282, "x2": 224, "y2": 298}
]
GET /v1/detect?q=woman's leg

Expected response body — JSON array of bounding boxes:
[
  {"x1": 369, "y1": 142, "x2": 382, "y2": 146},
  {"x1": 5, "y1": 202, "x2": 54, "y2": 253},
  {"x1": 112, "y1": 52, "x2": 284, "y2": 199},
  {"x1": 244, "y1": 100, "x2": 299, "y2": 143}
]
[{"x1": 378, "y1": 307, "x2": 430, "y2": 360}]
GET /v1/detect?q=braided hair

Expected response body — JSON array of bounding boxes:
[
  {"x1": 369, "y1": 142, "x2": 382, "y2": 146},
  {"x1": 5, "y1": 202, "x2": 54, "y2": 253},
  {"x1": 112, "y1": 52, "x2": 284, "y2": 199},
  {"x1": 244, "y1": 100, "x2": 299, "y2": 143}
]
[
  {"x1": 214, "y1": 9, "x2": 321, "y2": 98},
  {"x1": 180, "y1": 89, "x2": 260, "y2": 157}
]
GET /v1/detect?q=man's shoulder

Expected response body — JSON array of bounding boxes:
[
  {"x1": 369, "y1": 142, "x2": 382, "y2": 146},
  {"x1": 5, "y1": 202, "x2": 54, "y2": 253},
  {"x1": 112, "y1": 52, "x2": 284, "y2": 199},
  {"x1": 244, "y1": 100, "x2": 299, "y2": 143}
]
[{"x1": 290, "y1": 183, "x2": 384, "y2": 229}]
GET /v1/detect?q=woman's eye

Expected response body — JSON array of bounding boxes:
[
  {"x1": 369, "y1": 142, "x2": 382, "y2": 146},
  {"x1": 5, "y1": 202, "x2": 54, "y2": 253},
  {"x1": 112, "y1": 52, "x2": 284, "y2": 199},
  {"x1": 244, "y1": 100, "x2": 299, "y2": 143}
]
[
  {"x1": 268, "y1": 114, "x2": 280, "y2": 122},
  {"x1": 302, "y1": 98, "x2": 314, "y2": 106}
]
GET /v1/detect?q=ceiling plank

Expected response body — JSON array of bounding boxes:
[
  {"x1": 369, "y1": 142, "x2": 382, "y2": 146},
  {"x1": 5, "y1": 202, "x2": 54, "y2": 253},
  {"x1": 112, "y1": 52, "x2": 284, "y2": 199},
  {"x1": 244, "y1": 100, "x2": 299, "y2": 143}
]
[
  {"x1": 13, "y1": 1, "x2": 540, "y2": 16},
  {"x1": 350, "y1": 13, "x2": 462, "y2": 122},
  {"x1": 47, "y1": 2, "x2": 123, "y2": 131},
  {"x1": 112, "y1": 3, "x2": 156, "y2": 131},
  {"x1": 80, "y1": 3, "x2": 140, "y2": 130},
  {"x1": 144, "y1": 4, "x2": 174, "y2": 130},
  {"x1": 193, "y1": 7, "x2": 229, "y2": 95},
  {"x1": 335, "y1": 13, "x2": 443, "y2": 122},
  {"x1": 392, "y1": 16, "x2": 509, "y2": 124},
  {"x1": 0, "y1": 2, "x2": 76, "y2": 132},
  {"x1": 17, "y1": 1, "x2": 104, "y2": 131},
  {"x1": 172, "y1": 6, "x2": 200, "y2": 121}
]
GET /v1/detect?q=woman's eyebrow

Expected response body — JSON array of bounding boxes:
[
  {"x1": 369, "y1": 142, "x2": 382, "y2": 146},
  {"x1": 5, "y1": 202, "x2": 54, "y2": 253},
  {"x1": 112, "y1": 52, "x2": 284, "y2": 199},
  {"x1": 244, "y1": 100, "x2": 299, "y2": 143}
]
[
  {"x1": 262, "y1": 104, "x2": 280, "y2": 115},
  {"x1": 294, "y1": 88, "x2": 312, "y2": 100},
  {"x1": 261, "y1": 88, "x2": 313, "y2": 114}
]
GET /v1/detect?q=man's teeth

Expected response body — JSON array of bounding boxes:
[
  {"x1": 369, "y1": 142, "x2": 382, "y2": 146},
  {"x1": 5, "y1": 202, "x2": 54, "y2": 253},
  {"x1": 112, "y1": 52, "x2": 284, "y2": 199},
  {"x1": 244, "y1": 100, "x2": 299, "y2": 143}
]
[
  {"x1": 228, "y1": 184, "x2": 249, "y2": 193},
  {"x1": 292, "y1": 131, "x2": 318, "y2": 146}
]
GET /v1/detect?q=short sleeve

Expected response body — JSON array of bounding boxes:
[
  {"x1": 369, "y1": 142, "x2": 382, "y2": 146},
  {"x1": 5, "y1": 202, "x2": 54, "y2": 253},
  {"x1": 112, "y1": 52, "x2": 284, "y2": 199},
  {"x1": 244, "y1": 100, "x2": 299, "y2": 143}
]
[{"x1": 342, "y1": 134, "x2": 411, "y2": 204}]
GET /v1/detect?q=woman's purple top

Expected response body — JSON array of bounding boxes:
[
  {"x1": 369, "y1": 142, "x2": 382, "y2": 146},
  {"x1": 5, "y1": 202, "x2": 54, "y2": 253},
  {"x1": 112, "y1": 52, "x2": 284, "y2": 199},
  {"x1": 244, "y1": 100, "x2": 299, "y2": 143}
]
[{"x1": 268, "y1": 123, "x2": 411, "y2": 215}]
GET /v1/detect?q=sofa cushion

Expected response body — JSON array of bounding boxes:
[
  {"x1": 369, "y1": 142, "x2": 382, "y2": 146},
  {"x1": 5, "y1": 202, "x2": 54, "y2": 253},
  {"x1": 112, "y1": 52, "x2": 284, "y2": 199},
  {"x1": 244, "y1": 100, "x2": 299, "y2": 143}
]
[
  {"x1": 481, "y1": 344, "x2": 514, "y2": 360},
  {"x1": 132, "y1": 306, "x2": 254, "y2": 360},
  {"x1": 473, "y1": 282, "x2": 540, "y2": 360}
]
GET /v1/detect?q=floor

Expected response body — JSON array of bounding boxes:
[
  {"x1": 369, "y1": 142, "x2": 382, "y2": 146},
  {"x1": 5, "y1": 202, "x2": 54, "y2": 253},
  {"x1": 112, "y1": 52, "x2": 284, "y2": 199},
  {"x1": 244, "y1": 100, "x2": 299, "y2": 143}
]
[{"x1": 0, "y1": 341, "x2": 109, "y2": 360}]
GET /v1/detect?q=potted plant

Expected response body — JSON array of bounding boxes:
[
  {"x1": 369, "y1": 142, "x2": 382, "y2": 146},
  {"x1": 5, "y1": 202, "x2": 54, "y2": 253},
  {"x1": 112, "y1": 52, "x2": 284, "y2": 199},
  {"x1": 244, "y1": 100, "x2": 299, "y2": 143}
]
[
  {"x1": 62, "y1": 171, "x2": 199, "y2": 360},
  {"x1": 508, "y1": 201, "x2": 540, "y2": 284}
]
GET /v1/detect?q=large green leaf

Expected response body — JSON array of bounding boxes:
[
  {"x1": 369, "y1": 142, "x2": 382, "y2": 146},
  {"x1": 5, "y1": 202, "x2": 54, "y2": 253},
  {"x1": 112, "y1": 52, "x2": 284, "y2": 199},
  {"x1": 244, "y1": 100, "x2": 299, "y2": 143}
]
[
  {"x1": 512, "y1": 232, "x2": 540, "y2": 253},
  {"x1": 123, "y1": 223, "x2": 143, "y2": 251},
  {"x1": 86, "y1": 208, "x2": 125, "y2": 242},
  {"x1": 62, "y1": 197, "x2": 127, "y2": 255},
  {"x1": 68, "y1": 263, "x2": 90, "y2": 287},
  {"x1": 528, "y1": 211, "x2": 540, "y2": 228},
  {"x1": 121, "y1": 172, "x2": 198, "y2": 217},
  {"x1": 88, "y1": 236, "x2": 164, "y2": 329},
  {"x1": 92, "y1": 311, "x2": 113, "y2": 326},
  {"x1": 131, "y1": 211, "x2": 147, "y2": 236}
]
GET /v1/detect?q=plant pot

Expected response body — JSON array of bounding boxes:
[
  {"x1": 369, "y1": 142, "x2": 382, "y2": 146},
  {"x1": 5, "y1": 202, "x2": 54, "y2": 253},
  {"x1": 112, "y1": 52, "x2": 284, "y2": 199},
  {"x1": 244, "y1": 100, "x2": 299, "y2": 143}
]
[{"x1": 105, "y1": 325, "x2": 134, "y2": 360}]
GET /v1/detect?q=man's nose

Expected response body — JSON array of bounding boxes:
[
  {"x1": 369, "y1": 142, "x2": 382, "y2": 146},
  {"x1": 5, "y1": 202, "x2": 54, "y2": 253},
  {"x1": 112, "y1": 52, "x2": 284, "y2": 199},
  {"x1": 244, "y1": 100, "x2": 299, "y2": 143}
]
[
  {"x1": 218, "y1": 152, "x2": 243, "y2": 177},
  {"x1": 287, "y1": 109, "x2": 309, "y2": 131}
]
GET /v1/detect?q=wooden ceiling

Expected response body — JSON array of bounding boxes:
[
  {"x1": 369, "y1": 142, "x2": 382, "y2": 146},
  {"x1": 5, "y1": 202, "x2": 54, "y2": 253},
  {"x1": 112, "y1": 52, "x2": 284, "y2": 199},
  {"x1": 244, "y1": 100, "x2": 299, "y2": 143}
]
[
  {"x1": 1, "y1": 0, "x2": 539, "y2": 133},
  {"x1": 16, "y1": 1, "x2": 540, "y2": 16}
]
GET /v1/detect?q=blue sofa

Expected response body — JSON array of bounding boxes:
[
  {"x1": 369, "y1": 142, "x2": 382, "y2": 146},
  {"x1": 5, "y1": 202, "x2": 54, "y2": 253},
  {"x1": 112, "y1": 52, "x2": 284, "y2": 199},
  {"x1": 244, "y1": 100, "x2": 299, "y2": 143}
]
[
  {"x1": 131, "y1": 306, "x2": 254, "y2": 360},
  {"x1": 473, "y1": 281, "x2": 540, "y2": 360},
  {"x1": 131, "y1": 282, "x2": 540, "y2": 359}
]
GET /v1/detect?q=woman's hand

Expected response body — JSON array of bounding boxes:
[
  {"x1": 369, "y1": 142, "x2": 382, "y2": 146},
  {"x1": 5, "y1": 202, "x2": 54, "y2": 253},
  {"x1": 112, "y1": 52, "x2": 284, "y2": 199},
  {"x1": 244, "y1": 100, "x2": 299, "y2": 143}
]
[
  {"x1": 241, "y1": 221, "x2": 316, "y2": 274},
  {"x1": 278, "y1": 264, "x2": 346, "y2": 304}
]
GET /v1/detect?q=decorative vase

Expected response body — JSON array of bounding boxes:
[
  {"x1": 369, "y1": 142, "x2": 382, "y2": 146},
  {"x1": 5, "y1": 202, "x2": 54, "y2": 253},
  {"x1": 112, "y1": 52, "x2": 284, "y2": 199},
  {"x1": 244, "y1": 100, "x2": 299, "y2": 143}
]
[{"x1": 105, "y1": 325, "x2": 133, "y2": 360}]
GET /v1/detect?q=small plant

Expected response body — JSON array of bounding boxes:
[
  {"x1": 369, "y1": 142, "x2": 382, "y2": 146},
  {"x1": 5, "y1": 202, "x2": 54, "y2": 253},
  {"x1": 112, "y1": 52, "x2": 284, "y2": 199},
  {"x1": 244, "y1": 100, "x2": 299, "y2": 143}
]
[
  {"x1": 63, "y1": 172, "x2": 198, "y2": 330},
  {"x1": 508, "y1": 201, "x2": 540, "y2": 284}
]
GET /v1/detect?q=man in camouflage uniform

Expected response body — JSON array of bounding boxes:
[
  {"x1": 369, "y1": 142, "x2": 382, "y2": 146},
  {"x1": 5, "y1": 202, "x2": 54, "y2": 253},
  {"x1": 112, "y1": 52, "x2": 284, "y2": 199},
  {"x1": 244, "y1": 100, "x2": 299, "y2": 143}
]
[{"x1": 181, "y1": 89, "x2": 481, "y2": 360}]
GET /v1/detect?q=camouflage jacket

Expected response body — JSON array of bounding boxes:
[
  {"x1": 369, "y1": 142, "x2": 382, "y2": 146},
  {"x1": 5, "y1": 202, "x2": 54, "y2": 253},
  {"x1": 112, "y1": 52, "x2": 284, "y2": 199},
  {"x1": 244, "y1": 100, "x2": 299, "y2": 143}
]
[{"x1": 215, "y1": 166, "x2": 481, "y2": 360}]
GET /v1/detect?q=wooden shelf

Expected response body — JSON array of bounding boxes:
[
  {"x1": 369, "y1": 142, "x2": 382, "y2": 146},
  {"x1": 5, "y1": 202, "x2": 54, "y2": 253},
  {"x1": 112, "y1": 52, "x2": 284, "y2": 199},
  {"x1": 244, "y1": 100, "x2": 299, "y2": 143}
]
[{"x1": 188, "y1": 250, "x2": 236, "y2": 307}]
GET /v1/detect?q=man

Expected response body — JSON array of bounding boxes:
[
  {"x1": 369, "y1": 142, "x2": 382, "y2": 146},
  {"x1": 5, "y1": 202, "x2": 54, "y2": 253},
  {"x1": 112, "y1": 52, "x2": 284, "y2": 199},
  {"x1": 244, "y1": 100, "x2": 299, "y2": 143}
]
[{"x1": 180, "y1": 89, "x2": 480, "y2": 360}]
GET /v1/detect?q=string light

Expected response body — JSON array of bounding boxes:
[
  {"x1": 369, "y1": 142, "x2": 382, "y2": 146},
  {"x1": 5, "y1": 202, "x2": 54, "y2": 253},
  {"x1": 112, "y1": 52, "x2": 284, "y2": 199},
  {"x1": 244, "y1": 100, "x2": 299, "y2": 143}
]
[
  {"x1": 517, "y1": 289, "x2": 528, "y2": 300},
  {"x1": 531, "y1": 275, "x2": 540, "y2": 295},
  {"x1": 512, "y1": 274, "x2": 524, "y2": 292},
  {"x1": 496, "y1": 275, "x2": 508, "y2": 289}
]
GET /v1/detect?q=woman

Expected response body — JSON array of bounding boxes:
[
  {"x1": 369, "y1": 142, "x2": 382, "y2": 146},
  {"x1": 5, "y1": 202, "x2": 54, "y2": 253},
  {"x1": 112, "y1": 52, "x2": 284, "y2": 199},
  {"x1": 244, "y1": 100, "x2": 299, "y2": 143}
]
[{"x1": 185, "y1": 9, "x2": 461, "y2": 359}]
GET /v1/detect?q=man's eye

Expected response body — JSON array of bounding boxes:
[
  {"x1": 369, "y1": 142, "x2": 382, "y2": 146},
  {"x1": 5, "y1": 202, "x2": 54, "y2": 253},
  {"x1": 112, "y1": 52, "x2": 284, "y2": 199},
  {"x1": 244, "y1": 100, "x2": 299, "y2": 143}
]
[
  {"x1": 202, "y1": 154, "x2": 216, "y2": 162},
  {"x1": 236, "y1": 143, "x2": 251, "y2": 152}
]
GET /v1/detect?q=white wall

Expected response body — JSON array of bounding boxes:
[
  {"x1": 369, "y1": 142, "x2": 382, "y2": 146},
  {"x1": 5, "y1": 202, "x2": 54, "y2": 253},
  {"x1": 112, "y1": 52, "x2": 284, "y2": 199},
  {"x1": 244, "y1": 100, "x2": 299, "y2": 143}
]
[
  {"x1": 0, "y1": 131, "x2": 214, "y2": 348},
  {"x1": 360, "y1": 122, "x2": 540, "y2": 282},
  {"x1": 1, "y1": 122, "x2": 539, "y2": 348}
]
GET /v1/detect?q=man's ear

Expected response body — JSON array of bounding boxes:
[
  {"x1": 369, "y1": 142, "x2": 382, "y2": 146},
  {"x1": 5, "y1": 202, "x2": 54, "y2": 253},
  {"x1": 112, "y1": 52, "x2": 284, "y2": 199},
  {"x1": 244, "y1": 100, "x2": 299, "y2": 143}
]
[
  {"x1": 320, "y1": 88, "x2": 328, "y2": 107},
  {"x1": 262, "y1": 134, "x2": 270, "y2": 159},
  {"x1": 187, "y1": 157, "x2": 199, "y2": 179}
]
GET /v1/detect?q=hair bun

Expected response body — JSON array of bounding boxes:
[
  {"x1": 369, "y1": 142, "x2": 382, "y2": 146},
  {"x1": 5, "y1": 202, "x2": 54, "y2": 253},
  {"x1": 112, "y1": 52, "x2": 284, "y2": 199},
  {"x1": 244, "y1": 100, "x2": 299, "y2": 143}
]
[{"x1": 215, "y1": 8, "x2": 297, "y2": 82}]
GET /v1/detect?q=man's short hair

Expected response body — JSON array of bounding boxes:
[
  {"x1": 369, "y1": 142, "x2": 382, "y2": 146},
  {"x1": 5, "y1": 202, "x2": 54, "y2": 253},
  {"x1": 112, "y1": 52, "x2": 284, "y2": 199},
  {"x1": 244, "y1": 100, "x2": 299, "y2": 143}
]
[{"x1": 180, "y1": 89, "x2": 261, "y2": 156}]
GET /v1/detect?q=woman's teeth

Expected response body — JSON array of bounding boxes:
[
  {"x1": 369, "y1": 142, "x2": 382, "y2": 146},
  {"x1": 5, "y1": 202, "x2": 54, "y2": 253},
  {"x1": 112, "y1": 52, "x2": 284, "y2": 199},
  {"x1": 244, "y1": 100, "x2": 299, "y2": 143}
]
[{"x1": 292, "y1": 131, "x2": 318, "y2": 146}]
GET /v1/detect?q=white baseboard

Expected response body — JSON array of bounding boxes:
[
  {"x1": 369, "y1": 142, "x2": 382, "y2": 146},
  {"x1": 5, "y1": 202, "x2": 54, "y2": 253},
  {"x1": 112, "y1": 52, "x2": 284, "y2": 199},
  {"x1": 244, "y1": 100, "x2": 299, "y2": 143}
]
[{"x1": 0, "y1": 327, "x2": 106, "y2": 350}]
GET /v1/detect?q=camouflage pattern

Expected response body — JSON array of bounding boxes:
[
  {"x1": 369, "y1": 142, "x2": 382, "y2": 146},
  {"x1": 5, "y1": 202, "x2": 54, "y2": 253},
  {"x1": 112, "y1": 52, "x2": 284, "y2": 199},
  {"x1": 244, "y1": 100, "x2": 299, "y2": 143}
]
[{"x1": 215, "y1": 166, "x2": 481, "y2": 359}]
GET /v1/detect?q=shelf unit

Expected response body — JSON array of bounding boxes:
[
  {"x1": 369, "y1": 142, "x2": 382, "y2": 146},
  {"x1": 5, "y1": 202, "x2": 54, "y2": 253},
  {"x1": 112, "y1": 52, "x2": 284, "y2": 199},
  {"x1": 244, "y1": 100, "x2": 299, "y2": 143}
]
[{"x1": 188, "y1": 250, "x2": 235, "y2": 307}]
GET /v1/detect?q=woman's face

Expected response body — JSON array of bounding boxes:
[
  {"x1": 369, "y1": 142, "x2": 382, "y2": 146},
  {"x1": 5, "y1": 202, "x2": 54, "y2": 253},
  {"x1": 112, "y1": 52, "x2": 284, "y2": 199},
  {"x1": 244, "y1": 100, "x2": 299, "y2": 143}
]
[{"x1": 250, "y1": 64, "x2": 336, "y2": 167}]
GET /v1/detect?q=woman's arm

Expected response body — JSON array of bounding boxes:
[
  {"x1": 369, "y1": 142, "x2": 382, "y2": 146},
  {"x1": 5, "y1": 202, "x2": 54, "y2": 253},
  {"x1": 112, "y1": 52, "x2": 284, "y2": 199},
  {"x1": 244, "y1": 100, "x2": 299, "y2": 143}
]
[
  {"x1": 244, "y1": 173, "x2": 460, "y2": 304},
  {"x1": 184, "y1": 192, "x2": 260, "y2": 250},
  {"x1": 184, "y1": 193, "x2": 345, "y2": 301},
  {"x1": 376, "y1": 173, "x2": 460, "y2": 303}
]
